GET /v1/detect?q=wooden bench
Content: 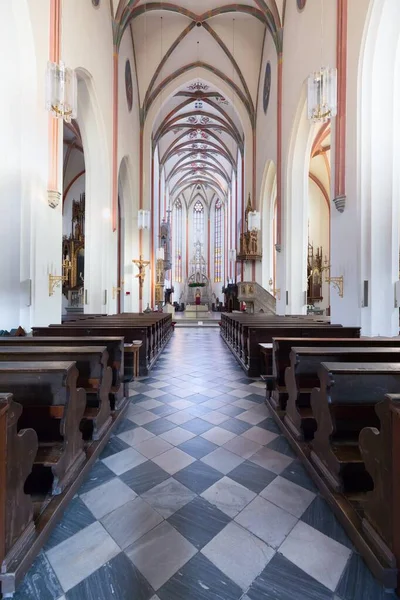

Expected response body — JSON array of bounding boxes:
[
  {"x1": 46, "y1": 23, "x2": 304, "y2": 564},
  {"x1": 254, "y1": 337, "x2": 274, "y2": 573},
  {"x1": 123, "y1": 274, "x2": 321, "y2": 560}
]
[
  {"x1": 0, "y1": 394, "x2": 37, "y2": 575},
  {"x1": 0, "y1": 361, "x2": 86, "y2": 496},
  {"x1": 310, "y1": 362, "x2": 400, "y2": 493},
  {"x1": 0, "y1": 346, "x2": 112, "y2": 441},
  {"x1": 0, "y1": 336, "x2": 125, "y2": 408},
  {"x1": 271, "y1": 337, "x2": 400, "y2": 412},
  {"x1": 220, "y1": 313, "x2": 360, "y2": 375},
  {"x1": 359, "y1": 394, "x2": 400, "y2": 589},
  {"x1": 285, "y1": 346, "x2": 400, "y2": 440},
  {"x1": 32, "y1": 313, "x2": 173, "y2": 375}
]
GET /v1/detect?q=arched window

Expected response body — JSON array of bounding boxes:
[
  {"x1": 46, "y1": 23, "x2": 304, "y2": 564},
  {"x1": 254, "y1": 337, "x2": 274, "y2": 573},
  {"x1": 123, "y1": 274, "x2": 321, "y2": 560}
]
[
  {"x1": 174, "y1": 199, "x2": 182, "y2": 282},
  {"x1": 193, "y1": 200, "x2": 204, "y2": 246},
  {"x1": 214, "y1": 199, "x2": 223, "y2": 282}
]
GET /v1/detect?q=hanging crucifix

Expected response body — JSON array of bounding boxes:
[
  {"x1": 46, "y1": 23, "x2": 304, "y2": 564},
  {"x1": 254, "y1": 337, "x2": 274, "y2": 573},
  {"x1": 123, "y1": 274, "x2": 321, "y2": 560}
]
[{"x1": 132, "y1": 255, "x2": 150, "y2": 308}]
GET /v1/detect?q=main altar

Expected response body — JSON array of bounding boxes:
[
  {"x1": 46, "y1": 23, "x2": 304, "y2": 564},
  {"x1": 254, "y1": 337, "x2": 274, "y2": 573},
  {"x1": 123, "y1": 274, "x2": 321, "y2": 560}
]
[{"x1": 183, "y1": 241, "x2": 212, "y2": 312}]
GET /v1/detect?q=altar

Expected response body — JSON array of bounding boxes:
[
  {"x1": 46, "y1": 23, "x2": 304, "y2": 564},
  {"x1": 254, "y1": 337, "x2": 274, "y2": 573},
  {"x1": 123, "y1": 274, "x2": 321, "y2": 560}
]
[{"x1": 182, "y1": 241, "x2": 212, "y2": 308}]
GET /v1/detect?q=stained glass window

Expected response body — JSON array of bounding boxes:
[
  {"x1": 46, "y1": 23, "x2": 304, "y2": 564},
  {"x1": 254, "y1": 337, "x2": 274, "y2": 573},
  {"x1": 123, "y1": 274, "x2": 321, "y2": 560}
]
[
  {"x1": 214, "y1": 199, "x2": 223, "y2": 282},
  {"x1": 174, "y1": 199, "x2": 182, "y2": 282}
]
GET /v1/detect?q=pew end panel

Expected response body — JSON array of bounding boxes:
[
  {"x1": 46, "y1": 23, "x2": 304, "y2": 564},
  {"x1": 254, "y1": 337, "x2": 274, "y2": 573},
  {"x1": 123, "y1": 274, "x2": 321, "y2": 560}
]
[
  {"x1": 0, "y1": 395, "x2": 38, "y2": 574},
  {"x1": 359, "y1": 395, "x2": 400, "y2": 570}
]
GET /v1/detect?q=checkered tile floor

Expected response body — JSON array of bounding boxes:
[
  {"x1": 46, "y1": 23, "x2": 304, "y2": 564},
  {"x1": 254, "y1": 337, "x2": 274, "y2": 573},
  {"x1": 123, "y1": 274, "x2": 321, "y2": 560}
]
[{"x1": 15, "y1": 329, "x2": 391, "y2": 600}]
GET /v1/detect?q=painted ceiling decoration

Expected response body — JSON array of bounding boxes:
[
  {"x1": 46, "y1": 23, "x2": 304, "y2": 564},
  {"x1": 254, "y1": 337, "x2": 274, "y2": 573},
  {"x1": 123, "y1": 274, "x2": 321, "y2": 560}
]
[{"x1": 112, "y1": 0, "x2": 284, "y2": 210}]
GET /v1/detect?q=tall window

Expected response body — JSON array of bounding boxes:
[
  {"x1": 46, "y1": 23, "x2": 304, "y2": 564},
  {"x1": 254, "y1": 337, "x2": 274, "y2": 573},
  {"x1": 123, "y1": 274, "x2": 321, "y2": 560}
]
[
  {"x1": 174, "y1": 199, "x2": 182, "y2": 282},
  {"x1": 214, "y1": 199, "x2": 223, "y2": 282},
  {"x1": 193, "y1": 200, "x2": 204, "y2": 248}
]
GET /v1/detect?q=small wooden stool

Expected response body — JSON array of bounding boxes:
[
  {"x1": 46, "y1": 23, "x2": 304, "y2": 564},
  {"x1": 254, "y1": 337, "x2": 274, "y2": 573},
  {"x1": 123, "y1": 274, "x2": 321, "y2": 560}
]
[{"x1": 124, "y1": 342, "x2": 142, "y2": 378}]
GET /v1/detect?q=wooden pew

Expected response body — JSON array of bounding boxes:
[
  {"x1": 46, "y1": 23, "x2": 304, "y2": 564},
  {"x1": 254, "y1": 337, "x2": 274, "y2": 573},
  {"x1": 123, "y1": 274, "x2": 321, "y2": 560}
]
[
  {"x1": 271, "y1": 337, "x2": 400, "y2": 412},
  {"x1": 284, "y1": 346, "x2": 400, "y2": 440},
  {"x1": 0, "y1": 394, "x2": 37, "y2": 575},
  {"x1": 0, "y1": 347, "x2": 112, "y2": 441},
  {"x1": 359, "y1": 394, "x2": 400, "y2": 590},
  {"x1": 0, "y1": 336, "x2": 124, "y2": 408},
  {"x1": 32, "y1": 313, "x2": 173, "y2": 375},
  {"x1": 310, "y1": 362, "x2": 400, "y2": 494},
  {"x1": 0, "y1": 362, "x2": 86, "y2": 496}
]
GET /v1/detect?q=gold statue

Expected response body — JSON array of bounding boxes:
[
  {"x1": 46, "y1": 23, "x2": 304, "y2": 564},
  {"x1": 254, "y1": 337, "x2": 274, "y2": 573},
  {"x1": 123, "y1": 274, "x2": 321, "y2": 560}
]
[{"x1": 132, "y1": 255, "x2": 150, "y2": 289}]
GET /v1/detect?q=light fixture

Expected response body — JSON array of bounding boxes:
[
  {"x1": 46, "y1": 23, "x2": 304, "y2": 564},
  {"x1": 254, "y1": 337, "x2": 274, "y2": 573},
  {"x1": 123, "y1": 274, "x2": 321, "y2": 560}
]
[
  {"x1": 307, "y1": 67, "x2": 337, "y2": 123},
  {"x1": 248, "y1": 211, "x2": 261, "y2": 231},
  {"x1": 45, "y1": 61, "x2": 77, "y2": 123},
  {"x1": 156, "y1": 247, "x2": 165, "y2": 261},
  {"x1": 138, "y1": 210, "x2": 151, "y2": 230}
]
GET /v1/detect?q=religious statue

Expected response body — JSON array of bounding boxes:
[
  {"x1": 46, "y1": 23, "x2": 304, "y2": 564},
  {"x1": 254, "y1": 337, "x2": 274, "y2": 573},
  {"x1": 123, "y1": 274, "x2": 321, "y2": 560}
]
[
  {"x1": 195, "y1": 289, "x2": 201, "y2": 306},
  {"x1": 132, "y1": 254, "x2": 150, "y2": 309}
]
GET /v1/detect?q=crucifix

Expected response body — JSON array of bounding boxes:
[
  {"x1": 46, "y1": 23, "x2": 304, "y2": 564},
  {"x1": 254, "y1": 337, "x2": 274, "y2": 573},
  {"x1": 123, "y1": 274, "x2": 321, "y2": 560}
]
[{"x1": 132, "y1": 255, "x2": 150, "y2": 311}]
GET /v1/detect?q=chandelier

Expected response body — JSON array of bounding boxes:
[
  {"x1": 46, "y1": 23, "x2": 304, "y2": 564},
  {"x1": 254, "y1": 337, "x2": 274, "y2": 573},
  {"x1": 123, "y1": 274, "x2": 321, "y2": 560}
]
[
  {"x1": 46, "y1": 61, "x2": 77, "y2": 123},
  {"x1": 307, "y1": 66, "x2": 337, "y2": 123}
]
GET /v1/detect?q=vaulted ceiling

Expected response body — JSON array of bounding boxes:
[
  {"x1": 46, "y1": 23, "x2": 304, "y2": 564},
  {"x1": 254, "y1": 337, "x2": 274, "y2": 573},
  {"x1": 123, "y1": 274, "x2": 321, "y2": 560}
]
[{"x1": 113, "y1": 1, "x2": 283, "y2": 207}]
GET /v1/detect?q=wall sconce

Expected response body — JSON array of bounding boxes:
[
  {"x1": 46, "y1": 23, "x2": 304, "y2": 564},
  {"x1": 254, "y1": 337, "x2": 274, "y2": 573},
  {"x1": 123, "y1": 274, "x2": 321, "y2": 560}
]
[
  {"x1": 269, "y1": 278, "x2": 281, "y2": 300},
  {"x1": 156, "y1": 247, "x2": 165, "y2": 261},
  {"x1": 48, "y1": 258, "x2": 72, "y2": 296},
  {"x1": 112, "y1": 280, "x2": 124, "y2": 300},
  {"x1": 138, "y1": 210, "x2": 151, "y2": 230},
  {"x1": 324, "y1": 260, "x2": 344, "y2": 297}
]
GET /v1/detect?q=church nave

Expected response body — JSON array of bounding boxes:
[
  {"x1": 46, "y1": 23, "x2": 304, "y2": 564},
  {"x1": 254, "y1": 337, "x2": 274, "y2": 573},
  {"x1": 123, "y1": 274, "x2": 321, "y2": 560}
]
[{"x1": 13, "y1": 329, "x2": 388, "y2": 600}]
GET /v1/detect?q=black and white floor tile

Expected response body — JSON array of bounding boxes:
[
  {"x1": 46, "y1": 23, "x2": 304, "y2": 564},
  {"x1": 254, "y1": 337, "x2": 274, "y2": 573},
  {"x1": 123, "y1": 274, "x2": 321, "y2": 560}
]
[{"x1": 13, "y1": 329, "x2": 394, "y2": 600}]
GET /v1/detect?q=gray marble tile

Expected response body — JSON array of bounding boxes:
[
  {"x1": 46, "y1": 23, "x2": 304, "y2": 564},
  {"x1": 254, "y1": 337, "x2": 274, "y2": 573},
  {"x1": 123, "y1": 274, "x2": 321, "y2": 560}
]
[
  {"x1": 281, "y1": 459, "x2": 318, "y2": 493},
  {"x1": 301, "y1": 496, "x2": 353, "y2": 549},
  {"x1": 220, "y1": 417, "x2": 253, "y2": 434},
  {"x1": 182, "y1": 418, "x2": 214, "y2": 435},
  {"x1": 135, "y1": 398, "x2": 164, "y2": 409},
  {"x1": 135, "y1": 436, "x2": 174, "y2": 459},
  {"x1": 143, "y1": 417, "x2": 178, "y2": 435},
  {"x1": 186, "y1": 404, "x2": 212, "y2": 417},
  {"x1": 228, "y1": 460, "x2": 276, "y2": 493},
  {"x1": 151, "y1": 404, "x2": 178, "y2": 417},
  {"x1": 249, "y1": 446, "x2": 294, "y2": 474},
  {"x1": 235, "y1": 409, "x2": 266, "y2": 425},
  {"x1": 152, "y1": 447, "x2": 195, "y2": 475},
  {"x1": 80, "y1": 478, "x2": 137, "y2": 519},
  {"x1": 242, "y1": 426, "x2": 279, "y2": 446},
  {"x1": 118, "y1": 426, "x2": 155, "y2": 447},
  {"x1": 218, "y1": 404, "x2": 246, "y2": 417},
  {"x1": 202, "y1": 521, "x2": 275, "y2": 590},
  {"x1": 222, "y1": 435, "x2": 262, "y2": 459},
  {"x1": 267, "y1": 435, "x2": 297, "y2": 458},
  {"x1": 247, "y1": 552, "x2": 334, "y2": 600},
  {"x1": 159, "y1": 426, "x2": 196, "y2": 446},
  {"x1": 45, "y1": 497, "x2": 96, "y2": 550},
  {"x1": 200, "y1": 447, "x2": 245, "y2": 475},
  {"x1": 336, "y1": 552, "x2": 390, "y2": 600},
  {"x1": 261, "y1": 476, "x2": 316, "y2": 518},
  {"x1": 13, "y1": 552, "x2": 64, "y2": 600},
  {"x1": 142, "y1": 477, "x2": 196, "y2": 518},
  {"x1": 173, "y1": 460, "x2": 223, "y2": 494},
  {"x1": 201, "y1": 476, "x2": 256, "y2": 518},
  {"x1": 157, "y1": 552, "x2": 243, "y2": 600},
  {"x1": 201, "y1": 410, "x2": 230, "y2": 425},
  {"x1": 126, "y1": 521, "x2": 197, "y2": 590},
  {"x1": 102, "y1": 447, "x2": 147, "y2": 475},
  {"x1": 46, "y1": 522, "x2": 120, "y2": 592},
  {"x1": 235, "y1": 496, "x2": 298, "y2": 548},
  {"x1": 65, "y1": 551, "x2": 154, "y2": 600},
  {"x1": 141, "y1": 389, "x2": 166, "y2": 399},
  {"x1": 188, "y1": 393, "x2": 212, "y2": 404},
  {"x1": 257, "y1": 417, "x2": 281, "y2": 434},
  {"x1": 167, "y1": 496, "x2": 231, "y2": 549},
  {"x1": 114, "y1": 417, "x2": 138, "y2": 435},
  {"x1": 279, "y1": 521, "x2": 352, "y2": 591},
  {"x1": 201, "y1": 426, "x2": 237, "y2": 446},
  {"x1": 99, "y1": 436, "x2": 130, "y2": 460},
  {"x1": 120, "y1": 460, "x2": 170, "y2": 495},
  {"x1": 78, "y1": 461, "x2": 115, "y2": 495},
  {"x1": 165, "y1": 410, "x2": 195, "y2": 425},
  {"x1": 178, "y1": 436, "x2": 218, "y2": 459},
  {"x1": 101, "y1": 497, "x2": 163, "y2": 549}
]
